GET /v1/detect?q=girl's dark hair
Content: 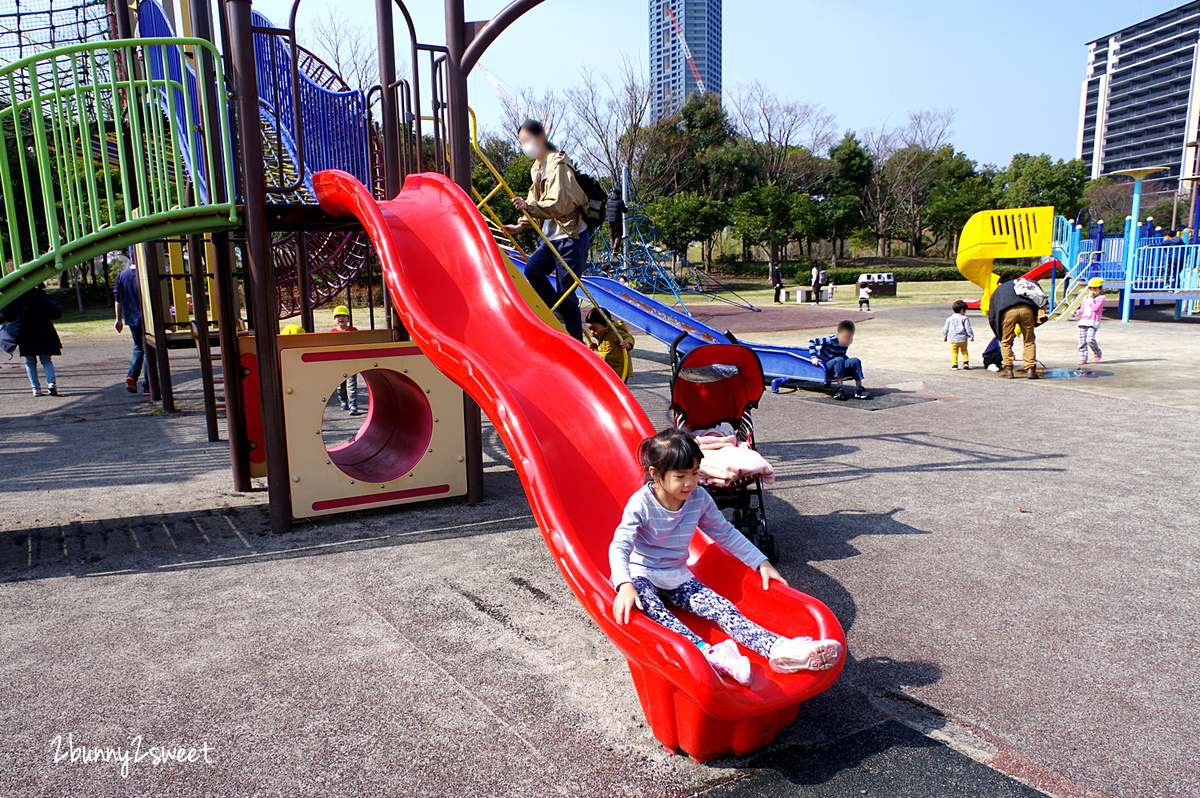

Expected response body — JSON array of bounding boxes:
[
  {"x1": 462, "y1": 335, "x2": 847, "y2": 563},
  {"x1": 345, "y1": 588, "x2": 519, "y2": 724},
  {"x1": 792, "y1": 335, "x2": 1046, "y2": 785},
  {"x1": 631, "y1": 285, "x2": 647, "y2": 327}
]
[
  {"x1": 639, "y1": 429, "x2": 701, "y2": 479},
  {"x1": 517, "y1": 118, "x2": 557, "y2": 152},
  {"x1": 952, "y1": 300, "x2": 968, "y2": 313},
  {"x1": 585, "y1": 307, "x2": 610, "y2": 326}
]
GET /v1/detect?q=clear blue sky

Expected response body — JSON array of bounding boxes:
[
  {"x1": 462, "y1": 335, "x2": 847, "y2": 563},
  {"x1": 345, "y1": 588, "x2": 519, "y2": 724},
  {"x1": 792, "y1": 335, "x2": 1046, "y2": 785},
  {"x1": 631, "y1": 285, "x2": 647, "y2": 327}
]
[{"x1": 254, "y1": 0, "x2": 1194, "y2": 168}]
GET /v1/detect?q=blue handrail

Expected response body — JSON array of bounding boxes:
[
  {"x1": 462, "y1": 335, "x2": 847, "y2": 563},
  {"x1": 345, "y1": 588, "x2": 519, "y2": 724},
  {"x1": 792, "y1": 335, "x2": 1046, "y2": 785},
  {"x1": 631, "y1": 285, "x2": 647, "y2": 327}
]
[
  {"x1": 137, "y1": 1, "x2": 213, "y2": 201},
  {"x1": 251, "y1": 10, "x2": 371, "y2": 189},
  {"x1": 1132, "y1": 244, "x2": 1200, "y2": 292}
]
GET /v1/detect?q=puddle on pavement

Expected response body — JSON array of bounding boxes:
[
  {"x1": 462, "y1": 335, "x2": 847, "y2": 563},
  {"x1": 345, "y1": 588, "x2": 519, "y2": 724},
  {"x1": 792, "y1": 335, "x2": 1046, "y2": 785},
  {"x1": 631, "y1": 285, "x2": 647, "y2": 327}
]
[{"x1": 1039, "y1": 368, "x2": 1114, "y2": 379}]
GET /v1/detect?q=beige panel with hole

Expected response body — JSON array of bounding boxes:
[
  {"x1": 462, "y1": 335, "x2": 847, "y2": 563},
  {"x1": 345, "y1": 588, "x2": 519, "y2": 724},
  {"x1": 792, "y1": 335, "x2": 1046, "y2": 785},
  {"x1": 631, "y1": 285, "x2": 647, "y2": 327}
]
[{"x1": 280, "y1": 340, "x2": 468, "y2": 518}]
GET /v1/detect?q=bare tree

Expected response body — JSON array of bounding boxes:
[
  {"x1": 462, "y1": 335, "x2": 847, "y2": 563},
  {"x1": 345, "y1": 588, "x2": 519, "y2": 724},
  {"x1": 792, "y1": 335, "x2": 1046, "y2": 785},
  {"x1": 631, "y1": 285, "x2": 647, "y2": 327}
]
[
  {"x1": 730, "y1": 81, "x2": 836, "y2": 191},
  {"x1": 861, "y1": 109, "x2": 955, "y2": 257},
  {"x1": 307, "y1": 10, "x2": 381, "y2": 92},
  {"x1": 564, "y1": 58, "x2": 661, "y2": 182},
  {"x1": 1081, "y1": 178, "x2": 1132, "y2": 225},
  {"x1": 497, "y1": 86, "x2": 578, "y2": 153}
]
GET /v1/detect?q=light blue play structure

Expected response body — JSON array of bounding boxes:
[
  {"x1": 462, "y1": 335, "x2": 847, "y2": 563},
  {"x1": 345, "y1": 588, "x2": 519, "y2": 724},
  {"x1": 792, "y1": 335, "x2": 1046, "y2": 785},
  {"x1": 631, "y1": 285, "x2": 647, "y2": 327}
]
[
  {"x1": 580, "y1": 276, "x2": 827, "y2": 390},
  {"x1": 1049, "y1": 170, "x2": 1200, "y2": 323},
  {"x1": 499, "y1": 244, "x2": 827, "y2": 388}
]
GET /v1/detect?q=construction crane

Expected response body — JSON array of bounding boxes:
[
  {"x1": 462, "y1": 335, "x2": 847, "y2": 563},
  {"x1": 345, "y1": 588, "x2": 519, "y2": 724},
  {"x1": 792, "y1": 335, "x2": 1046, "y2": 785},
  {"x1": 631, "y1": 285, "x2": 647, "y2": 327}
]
[{"x1": 665, "y1": 3, "x2": 706, "y2": 94}]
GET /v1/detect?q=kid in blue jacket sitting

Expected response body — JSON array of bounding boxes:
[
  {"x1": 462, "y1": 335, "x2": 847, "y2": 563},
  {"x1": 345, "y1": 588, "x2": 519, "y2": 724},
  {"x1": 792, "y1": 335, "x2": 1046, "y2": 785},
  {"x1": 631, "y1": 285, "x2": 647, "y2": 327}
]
[{"x1": 809, "y1": 320, "x2": 871, "y2": 400}]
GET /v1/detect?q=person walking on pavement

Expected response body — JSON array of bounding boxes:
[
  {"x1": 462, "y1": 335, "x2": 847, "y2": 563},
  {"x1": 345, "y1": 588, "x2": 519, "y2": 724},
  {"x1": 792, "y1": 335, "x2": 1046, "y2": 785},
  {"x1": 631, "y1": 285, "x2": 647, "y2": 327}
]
[
  {"x1": 114, "y1": 260, "x2": 149, "y2": 395},
  {"x1": 605, "y1": 186, "x2": 628, "y2": 256},
  {"x1": 1, "y1": 286, "x2": 63, "y2": 396}
]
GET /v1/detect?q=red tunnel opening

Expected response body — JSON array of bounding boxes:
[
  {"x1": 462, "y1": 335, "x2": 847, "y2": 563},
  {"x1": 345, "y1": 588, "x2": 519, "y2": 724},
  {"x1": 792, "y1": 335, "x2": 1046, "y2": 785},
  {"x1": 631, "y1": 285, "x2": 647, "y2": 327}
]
[{"x1": 325, "y1": 368, "x2": 434, "y2": 484}]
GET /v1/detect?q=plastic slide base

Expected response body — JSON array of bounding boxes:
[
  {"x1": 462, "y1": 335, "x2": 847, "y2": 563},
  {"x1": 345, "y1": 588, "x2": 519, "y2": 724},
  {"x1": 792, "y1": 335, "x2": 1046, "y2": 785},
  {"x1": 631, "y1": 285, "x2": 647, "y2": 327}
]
[
  {"x1": 312, "y1": 168, "x2": 846, "y2": 762},
  {"x1": 631, "y1": 660, "x2": 804, "y2": 763}
]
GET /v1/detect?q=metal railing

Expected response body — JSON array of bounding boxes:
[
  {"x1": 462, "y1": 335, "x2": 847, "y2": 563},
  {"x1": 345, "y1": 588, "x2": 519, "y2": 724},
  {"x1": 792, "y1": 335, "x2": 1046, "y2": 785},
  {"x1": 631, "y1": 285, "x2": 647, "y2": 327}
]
[
  {"x1": 466, "y1": 107, "x2": 630, "y2": 380},
  {"x1": 1077, "y1": 236, "x2": 1127, "y2": 282},
  {"x1": 0, "y1": 38, "x2": 239, "y2": 306},
  {"x1": 1132, "y1": 244, "x2": 1200, "y2": 293},
  {"x1": 249, "y1": 9, "x2": 372, "y2": 194}
]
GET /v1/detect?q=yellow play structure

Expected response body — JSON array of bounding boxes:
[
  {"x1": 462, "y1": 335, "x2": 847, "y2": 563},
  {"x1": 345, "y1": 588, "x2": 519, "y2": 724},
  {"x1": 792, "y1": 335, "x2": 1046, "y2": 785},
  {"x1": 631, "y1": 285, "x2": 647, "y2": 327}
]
[{"x1": 956, "y1": 207, "x2": 1054, "y2": 311}]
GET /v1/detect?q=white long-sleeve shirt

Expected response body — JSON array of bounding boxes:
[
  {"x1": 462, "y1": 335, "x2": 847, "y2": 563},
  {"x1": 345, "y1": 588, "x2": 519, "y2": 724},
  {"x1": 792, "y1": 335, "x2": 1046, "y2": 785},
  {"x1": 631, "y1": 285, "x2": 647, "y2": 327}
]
[{"x1": 609, "y1": 484, "x2": 768, "y2": 590}]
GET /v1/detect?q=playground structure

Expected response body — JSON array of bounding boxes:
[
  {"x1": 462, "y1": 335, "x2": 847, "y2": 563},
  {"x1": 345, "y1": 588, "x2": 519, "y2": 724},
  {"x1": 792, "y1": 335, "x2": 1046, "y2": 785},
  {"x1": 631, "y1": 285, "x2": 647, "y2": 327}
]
[
  {"x1": 315, "y1": 167, "x2": 844, "y2": 762},
  {"x1": 0, "y1": 0, "x2": 845, "y2": 761},
  {"x1": 957, "y1": 194, "x2": 1200, "y2": 322},
  {"x1": 581, "y1": 275, "x2": 827, "y2": 391},
  {"x1": 587, "y1": 170, "x2": 759, "y2": 314}
]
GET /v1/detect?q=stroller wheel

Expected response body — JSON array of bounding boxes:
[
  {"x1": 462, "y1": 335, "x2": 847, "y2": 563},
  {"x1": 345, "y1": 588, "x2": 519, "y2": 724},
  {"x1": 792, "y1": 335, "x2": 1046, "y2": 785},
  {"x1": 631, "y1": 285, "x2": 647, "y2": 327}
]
[{"x1": 758, "y1": 533, "x2": 780, "y2": 566}]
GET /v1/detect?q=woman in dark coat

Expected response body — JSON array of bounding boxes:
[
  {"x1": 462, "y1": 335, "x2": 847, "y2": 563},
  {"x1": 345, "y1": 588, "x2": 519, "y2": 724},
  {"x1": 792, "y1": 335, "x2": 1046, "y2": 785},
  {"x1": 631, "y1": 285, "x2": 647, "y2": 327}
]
[{"x1": 1, "y1": 286, "x2": 62, "y2": 396}]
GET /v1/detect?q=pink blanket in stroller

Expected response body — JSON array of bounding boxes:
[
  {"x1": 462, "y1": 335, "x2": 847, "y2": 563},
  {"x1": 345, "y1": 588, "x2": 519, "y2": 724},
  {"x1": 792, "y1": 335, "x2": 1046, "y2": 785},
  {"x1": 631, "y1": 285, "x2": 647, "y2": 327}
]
[{"x1": 694, "y1": 423, "x2": 775, "y2": 487}]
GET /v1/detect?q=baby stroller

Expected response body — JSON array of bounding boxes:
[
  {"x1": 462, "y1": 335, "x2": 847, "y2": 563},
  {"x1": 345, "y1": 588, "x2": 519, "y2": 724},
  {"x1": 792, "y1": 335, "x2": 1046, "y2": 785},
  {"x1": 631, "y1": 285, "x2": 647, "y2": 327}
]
[{"x1": 669, "y1": 336, "x2": 778, "y2": 564}]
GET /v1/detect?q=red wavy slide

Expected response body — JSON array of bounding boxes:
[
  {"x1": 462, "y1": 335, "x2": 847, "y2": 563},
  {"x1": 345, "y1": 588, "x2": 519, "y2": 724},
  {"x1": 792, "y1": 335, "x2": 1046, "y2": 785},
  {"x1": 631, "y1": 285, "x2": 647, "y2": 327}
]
[{"x1": 313, "y1": 170, "x2": 846, "y2": 762}]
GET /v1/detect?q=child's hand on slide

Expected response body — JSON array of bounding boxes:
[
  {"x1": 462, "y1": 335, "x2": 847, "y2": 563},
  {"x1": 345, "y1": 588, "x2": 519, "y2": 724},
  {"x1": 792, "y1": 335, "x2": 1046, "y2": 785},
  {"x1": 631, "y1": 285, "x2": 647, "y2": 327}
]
[
  {"x1": 612, "y1": 582, "x2": 643, "y2": 625},
  {"x1": 759, "y1": 562, "x2": 788, "y2": 590},
  {"x1": 810, "y1": 357, "x2": 820, "y2": 366}
]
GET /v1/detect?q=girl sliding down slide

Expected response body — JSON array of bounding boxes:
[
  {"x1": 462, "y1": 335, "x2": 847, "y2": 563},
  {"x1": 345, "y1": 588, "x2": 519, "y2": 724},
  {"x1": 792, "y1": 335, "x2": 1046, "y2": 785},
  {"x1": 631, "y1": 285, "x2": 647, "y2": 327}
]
[{"x1": 609, "y1": 429, "x2": 842, "y2": 687}]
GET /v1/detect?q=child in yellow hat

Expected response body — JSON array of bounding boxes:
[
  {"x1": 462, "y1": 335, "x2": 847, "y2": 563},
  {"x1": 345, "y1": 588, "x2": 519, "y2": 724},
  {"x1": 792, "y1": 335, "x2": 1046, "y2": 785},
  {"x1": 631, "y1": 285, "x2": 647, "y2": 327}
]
[
  {"x1": 1073, "y1": 277, "x2": 1105, "y2": 364},
  {"x1": 329, "y1": 305, "x2": 359, "y2": 413}
]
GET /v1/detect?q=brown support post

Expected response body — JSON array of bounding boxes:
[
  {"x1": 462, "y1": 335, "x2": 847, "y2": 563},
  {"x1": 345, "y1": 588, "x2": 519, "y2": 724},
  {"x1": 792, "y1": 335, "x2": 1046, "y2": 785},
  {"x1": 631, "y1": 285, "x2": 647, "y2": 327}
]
[
  {"x1": 227, "y1": 0, "x2": 292, "y2": 532},
  {"x1": 190, "y1": 0, "x2": 251, "y2": 490},
  {"x1": 143, "y1": 243, "x2": 176, "y2": 412},
  {"x1": 444, "y1": 0, "x2": 484, "y2": 505},
  {"x1": 376, "y1": 0, "x2": 401, "y2": 198},
  {"x1": 145, "y1": 342, "x2": 161, "y2": 400},
  {"x1": 211, "y1": 232, "x2": 251, "y2": 490},
  {"x1": 297, "y1": 234, "x2": 314, "y2": 331},
  {"x1": 188, "y1": 229, "x2": 220, "y2": 442}
]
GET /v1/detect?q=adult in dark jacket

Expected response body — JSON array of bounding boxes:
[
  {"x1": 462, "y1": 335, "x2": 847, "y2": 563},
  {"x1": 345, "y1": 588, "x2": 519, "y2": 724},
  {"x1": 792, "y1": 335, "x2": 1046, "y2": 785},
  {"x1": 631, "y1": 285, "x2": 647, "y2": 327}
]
[
  {"x1": 987, "y1": 279, "x2": 1045, "y2": 379},
  {"x1": 770, "y1": 262, "x2": 784, "y2": 304},
  {"x1": 1, "y1": 286, "x2": 62, "y2": 395},
  {"x1": 113, "y1": 262, "x2": 148, "y2": 394},
  {"x1": 605, "y1": 187, "x2": 627, "y2": 254}
]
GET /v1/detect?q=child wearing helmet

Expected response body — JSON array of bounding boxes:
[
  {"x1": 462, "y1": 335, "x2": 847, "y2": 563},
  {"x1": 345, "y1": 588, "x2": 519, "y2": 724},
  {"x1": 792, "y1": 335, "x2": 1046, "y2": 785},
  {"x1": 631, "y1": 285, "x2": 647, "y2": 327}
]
[
  {"x1": 330, "y1": 305, "x2": 359, "y2": 414},
  {"x1": 1073, "y1": 278, "x2": 1105, "y2": 365}
]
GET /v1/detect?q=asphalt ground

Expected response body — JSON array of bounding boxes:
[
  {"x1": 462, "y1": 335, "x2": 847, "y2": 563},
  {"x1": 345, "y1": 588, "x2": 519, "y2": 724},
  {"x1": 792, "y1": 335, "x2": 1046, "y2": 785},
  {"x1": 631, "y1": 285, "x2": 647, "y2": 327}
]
[{"x1": 2, "y1": 299, "x2": 1197, "y2": 797}]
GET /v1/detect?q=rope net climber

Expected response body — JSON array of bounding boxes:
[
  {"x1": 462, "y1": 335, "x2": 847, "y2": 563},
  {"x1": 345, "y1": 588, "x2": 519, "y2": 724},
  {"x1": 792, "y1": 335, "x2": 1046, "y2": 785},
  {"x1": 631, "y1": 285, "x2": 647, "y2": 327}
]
[
  {"x1": 0, "y1": 0, "x2": 113, "y2": 62},
  {"x1": 0, "y1": 0, "x2": 115, "y2": 102}
]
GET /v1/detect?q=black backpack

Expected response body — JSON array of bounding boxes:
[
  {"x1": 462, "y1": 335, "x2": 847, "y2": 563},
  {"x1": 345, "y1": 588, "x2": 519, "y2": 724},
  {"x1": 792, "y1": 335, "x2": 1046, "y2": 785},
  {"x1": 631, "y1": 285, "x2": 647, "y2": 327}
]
[{"x1": 566, "y1": 165, "x2": 608, "y2": 230}]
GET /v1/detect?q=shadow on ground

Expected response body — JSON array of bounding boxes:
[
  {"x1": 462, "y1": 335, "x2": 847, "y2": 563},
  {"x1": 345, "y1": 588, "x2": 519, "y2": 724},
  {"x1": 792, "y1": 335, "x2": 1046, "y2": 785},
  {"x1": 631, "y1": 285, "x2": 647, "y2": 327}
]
[
  {"x1": 758, "y1": 432, "x2": 1067, "y2": 489},
  {"x1": 1, "y1": 469, "x2": 536, "y2": 582}
]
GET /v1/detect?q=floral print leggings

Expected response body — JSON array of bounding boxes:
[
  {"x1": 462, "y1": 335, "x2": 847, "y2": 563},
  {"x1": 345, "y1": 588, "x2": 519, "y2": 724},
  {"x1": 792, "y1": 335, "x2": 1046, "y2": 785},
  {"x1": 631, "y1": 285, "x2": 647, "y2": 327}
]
[{"x1": 631, "y1": 576, "x2": 780, "y2": 657}]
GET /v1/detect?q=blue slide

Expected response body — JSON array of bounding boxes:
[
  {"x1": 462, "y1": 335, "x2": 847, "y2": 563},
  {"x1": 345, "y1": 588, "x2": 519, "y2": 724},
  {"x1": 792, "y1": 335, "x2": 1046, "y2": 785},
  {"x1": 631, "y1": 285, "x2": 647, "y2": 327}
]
[{"x1": 580, "y1": 276, "x2": 827, "y2": 388}]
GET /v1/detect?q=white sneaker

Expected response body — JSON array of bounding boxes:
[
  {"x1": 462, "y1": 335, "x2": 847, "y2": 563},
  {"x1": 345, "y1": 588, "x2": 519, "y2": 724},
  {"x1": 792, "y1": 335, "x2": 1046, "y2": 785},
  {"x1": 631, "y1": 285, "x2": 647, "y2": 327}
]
[
  {"x1": 704, "y1": 639, "x2": 752, "y2": 687},
  {"x1": 31, "y1": 388, "x2": 43, "y2": 397},
  {"x1": 768, "y1": 636, "x2": 842, "y2": 673}
]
